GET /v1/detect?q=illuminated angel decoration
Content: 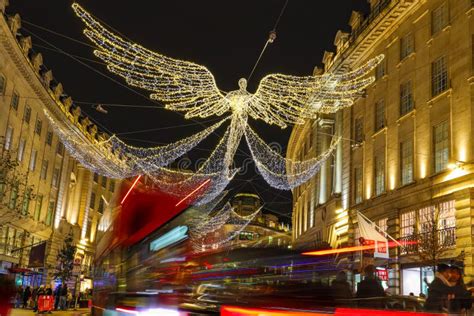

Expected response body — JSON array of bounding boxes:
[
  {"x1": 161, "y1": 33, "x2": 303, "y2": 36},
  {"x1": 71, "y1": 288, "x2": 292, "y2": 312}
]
[{"x1": 46, "y1": 4, "x2": 383, "y2": 204}]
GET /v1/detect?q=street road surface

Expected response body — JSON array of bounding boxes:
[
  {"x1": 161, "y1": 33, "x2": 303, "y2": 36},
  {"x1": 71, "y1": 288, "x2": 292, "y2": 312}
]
[{"x1": 10, "y1": 309, "x2": 90, "y2": 316}]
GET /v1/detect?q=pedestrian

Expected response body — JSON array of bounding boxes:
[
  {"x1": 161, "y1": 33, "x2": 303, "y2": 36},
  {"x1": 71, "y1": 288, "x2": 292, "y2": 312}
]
[
  {"x1": 59, "y1": 283, "x2": 68, "y2": 310},
  {"x1": 356, "y1": 265, "x2": 385, "y2": 309},
  {"x1": 448, "y1": 265, "x2": 472, "y2": 313},
  {"x1": 331, "y1": 271, "x2": 353, "y2": 301},
  {"x1": 15, "y1": 285, "x2": 23, "y2": 308},
  {"x1": 54, "y1": 284, "x2": 61, "y2": 310},
  {"x1": 0, "y1": 274, "x2": 16, "y2": 316},
  {"x1": 22, "y1": 286, "x2": 31, "y2": 309},
  {"x1": 67, "y1": 291, "x2": 73, "y2": 309},
  {"x1": 45, "y1": 285, "x2": 53, "y2": 296},
  {"x1": 31, "y1": 286, "x2": 38, "y2": 311},
  {"x1": 424, "y1": 263, "x2": 454, "y2": 312}
]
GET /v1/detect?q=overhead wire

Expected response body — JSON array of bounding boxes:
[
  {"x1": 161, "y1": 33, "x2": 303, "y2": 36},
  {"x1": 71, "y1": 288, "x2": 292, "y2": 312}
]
[{"x1": 247, "y1": 0, "x2": 289, "y2": 82}]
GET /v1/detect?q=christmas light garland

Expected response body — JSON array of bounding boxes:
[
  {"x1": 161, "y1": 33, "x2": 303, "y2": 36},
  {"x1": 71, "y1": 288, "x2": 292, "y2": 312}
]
[
  {"x1": 190, "y1": 204, "x2": 262, "y2": 252},
  {"x1": 46, "y1": 4, "x2": 385, "y2": 203},
  {"x1": 72, "y1": 3, "x2": 382, "y2": 129}
]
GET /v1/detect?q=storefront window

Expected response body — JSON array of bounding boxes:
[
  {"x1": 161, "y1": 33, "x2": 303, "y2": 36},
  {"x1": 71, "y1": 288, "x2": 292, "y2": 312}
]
[{"x1": 402, "y1": 266, "x2": 434, "y2": 296}]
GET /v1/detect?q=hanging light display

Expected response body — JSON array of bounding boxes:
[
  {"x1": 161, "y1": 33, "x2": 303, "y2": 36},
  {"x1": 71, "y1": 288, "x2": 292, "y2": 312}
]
[
  {"x1": 51, "y1": 4, "x2": 384, "y2": 202},
  {"x1": 189, "y1": 203, "x2": 262, "y2": 253}
]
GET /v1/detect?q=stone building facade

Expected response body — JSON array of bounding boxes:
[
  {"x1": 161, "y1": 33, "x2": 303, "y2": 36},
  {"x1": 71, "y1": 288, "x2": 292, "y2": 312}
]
[
  {"x1": 0, "y1": 0, "x2": 119, "y2": 289},
  {"x1": 288, "y1": 0, "x2": 474, "y2": 295}
]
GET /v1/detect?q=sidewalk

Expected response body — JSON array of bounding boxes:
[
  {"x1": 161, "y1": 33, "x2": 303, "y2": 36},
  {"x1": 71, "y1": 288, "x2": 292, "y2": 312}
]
[{"x1": 10, "y1": 309, "x2": 90, "y2": 316}]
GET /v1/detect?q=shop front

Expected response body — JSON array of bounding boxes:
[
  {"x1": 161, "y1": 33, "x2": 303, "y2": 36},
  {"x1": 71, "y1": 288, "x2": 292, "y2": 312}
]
[{"x1": 401, "y1": 266, "x2": 434, "y2": 296}]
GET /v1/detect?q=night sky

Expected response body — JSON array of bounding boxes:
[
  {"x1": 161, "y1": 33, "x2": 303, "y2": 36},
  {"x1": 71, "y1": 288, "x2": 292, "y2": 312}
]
[{"x1": 6, "y1": 1, "x2": 369, "y2": 222}]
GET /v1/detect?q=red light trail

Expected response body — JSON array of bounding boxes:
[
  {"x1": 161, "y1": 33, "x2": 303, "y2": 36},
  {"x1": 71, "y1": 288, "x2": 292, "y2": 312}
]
[
  {"x1": 175, "y1": 178, "x2": 211, "y2": 207},
  {"x1": 221, "y1": 306, "x2": 442, "y2": 316},
  {"x1": 120, "y1": 175, "x2": 142, "y2": 205},
  {"x1": 302, "y1": 241, "x2": 417, "y2": 256}
]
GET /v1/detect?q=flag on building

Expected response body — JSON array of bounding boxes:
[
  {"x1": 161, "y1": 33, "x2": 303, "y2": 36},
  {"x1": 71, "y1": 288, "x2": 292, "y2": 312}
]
[{"x1": 357, "y1": 212, "x2": 389, "y2": 259}]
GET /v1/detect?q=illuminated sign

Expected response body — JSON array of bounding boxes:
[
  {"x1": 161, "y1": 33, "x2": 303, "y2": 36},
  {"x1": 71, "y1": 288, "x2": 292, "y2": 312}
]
[
  {"x1": 149, "y1": 226, "x2": 188, "y2": 252},
  {"x1": 376, "y1": 268, "x2": 389, "y2": 281}
]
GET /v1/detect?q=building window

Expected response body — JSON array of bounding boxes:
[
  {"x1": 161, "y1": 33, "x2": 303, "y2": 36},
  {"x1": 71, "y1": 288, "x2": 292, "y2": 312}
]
[
  {"x1": 239, "y1": 231, "x2": 254, "y2": 241},
  {"x1": 34, "y1": 119, "x2": 42, "y2": 136},
  {"x1": 93, "y1": 173, "x2": 99, "y2": 183},
  {"x1": 354, "y1": 167, "x2": 363, "y2": 204},
  {"x1": 438, "y1": 200, "x2": 455, "y2": 229},
  {"x1": 401, "y1": 210, "x2": 416, "y2": 237},
  {"x1": 109, "y1": 180, "x2": 115, "y2": 192},
  {"x1": 29, "y1": 149, "x2": 37, "y2": 172},
  {"x1": 0, "y1": 172, "x2": 5, "y2": 201},
  {"x1": 21, "y1": 188, "x2": 32, "y2": 216},
  {"x1": 23, "y1": 106, "x2": 31, "y2": 124},
  {"x1": 56, "y1": 142, "x2": 64, "y2": 156},
  {"x1": 40, "y1": 160, "x2": 48, "y2": 180},
  {"x1": 374, "y1": 99, "x2": 385, "y2": 132},
  {"x1": 431, "y1": 56, "x2": 448, "y2": 96},
  {"x1": 400, "y1": 139, "x2": 414, "y2": 185},
  {"x1": 101, "y1": 176, "x2": 107, "y2": 188},
  {"x1": 89, "y1": 192, "x2": 96, "y2": 209},
  {"x1": 46, "y1": 131, "x2": 53, "y2": 146},
  {"x1": 9, "y1": 184, "x2": 18, "y2": 210},
  {"x1": 4, "y1": 126, "x2": 13, "y2": 150},
  {"x1": 418, "y1": 205, "x2": 435, "y2": 233},
  {"x1": 433, "y1": 121, "x2": 449, "y2": 173},
  {"x1": 17, "y1": 139, "x2": 26, "y2": 162},
  {"x1": 45, "y1": 201, "x2": 55, "y2": 226},
  {"x1": 52, "y1": 168, "x2": 60, "y2": 188},
  {"x1": 0, "y1": 74, "x2": 5, "y2": 95},
  {"x1": 400, "y1": 81, "x2": 414, "y2": 116},
  {"x1": 374, "y1": 153, "x2": 385, "y2": 196},
  {"x1": 375, "y1": 60, "x2": 386, "y2": 80},
  {"x1": 98, "y1": 198, "x2": 105, "y2": 214},
  {"x1": 11, "y1": 92, "x2": 19, "y2": 110},
  {"x1": 354, "y1": 117, "x2": 364, "y2": 143},
  {"x1": 432, "y1": 2, "x2": 449, "y2": 35},
  {"x1": 400, "y1": 33, "x2": 414, "y2": 60},
  {"x1": 34, "y1": 195, "x2": 43, "y2": 221}
]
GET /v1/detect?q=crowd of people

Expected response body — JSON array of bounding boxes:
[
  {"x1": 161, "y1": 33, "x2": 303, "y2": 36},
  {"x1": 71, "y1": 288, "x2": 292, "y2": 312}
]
[
  {"x1": 424, "y1": 263, "x2": 473, "y2": 313},
  {"x1": 13, "y1": 283, "x2": 72, "y2": 311},
  {"x1": 330, "y1": 264, "x2": 473, "y2": 313}
]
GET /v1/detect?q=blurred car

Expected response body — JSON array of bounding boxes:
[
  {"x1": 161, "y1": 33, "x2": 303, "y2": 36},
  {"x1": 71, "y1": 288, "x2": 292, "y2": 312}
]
[{"x1": 98, "y1": 291, "x2": 189, "y2": 316}]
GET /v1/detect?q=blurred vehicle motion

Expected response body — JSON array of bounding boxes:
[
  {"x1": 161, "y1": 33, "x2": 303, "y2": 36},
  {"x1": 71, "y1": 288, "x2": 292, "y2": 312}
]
[{"x1": 90, "y1": 179, "x2": 452, "y2": 316}]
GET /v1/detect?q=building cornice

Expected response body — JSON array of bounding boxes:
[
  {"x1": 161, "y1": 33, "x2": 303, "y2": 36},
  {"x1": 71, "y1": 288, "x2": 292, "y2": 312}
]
[
  {"x1": 328, "y1": 0, "x2": 419, "y2": 72},
  {"x1": 0, "y1": 11, "x2": 117, "y2": 160}
]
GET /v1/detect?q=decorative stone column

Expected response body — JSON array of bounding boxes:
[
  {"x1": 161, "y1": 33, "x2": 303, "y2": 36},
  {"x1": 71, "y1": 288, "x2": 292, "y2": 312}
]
[
  {"x1": 454, "y1": 188, "x2": 474, "y2": 284},
  {"x1": 69, "y1": 165, "x2": 87, "y2": 225},
  {"x1": 318, "y1": 119, "x2": 335, "y2": 204}
]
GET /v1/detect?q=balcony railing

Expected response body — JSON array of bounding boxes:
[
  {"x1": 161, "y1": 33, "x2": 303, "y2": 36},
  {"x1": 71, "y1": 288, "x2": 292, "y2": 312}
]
[{"x1": 399, "y1": 227, "x2": 456, "y2": 255}]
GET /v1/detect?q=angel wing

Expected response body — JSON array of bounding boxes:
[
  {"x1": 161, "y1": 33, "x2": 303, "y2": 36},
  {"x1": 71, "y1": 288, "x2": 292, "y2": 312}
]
[
  {"x1": 250, "y1": 55, "x2": 384, "y2": 128},
  {"x1": 72, "y1": 3, "x2": 227, "y2": 119}
]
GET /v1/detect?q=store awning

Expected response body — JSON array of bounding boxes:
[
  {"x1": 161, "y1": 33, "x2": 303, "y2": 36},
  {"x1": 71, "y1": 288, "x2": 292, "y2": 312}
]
[{"x1": 8, "y1": 267, "x2": 40, "y2": 274}]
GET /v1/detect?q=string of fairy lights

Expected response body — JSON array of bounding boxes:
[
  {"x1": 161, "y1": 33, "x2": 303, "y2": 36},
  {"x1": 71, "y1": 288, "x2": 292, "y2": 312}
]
[
  {"x1": 190, "y1": 204, "x2": 262, "y2": 252},
  {"x1": 43, "y1": 3, "x2": 384, "y2": 206}
]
